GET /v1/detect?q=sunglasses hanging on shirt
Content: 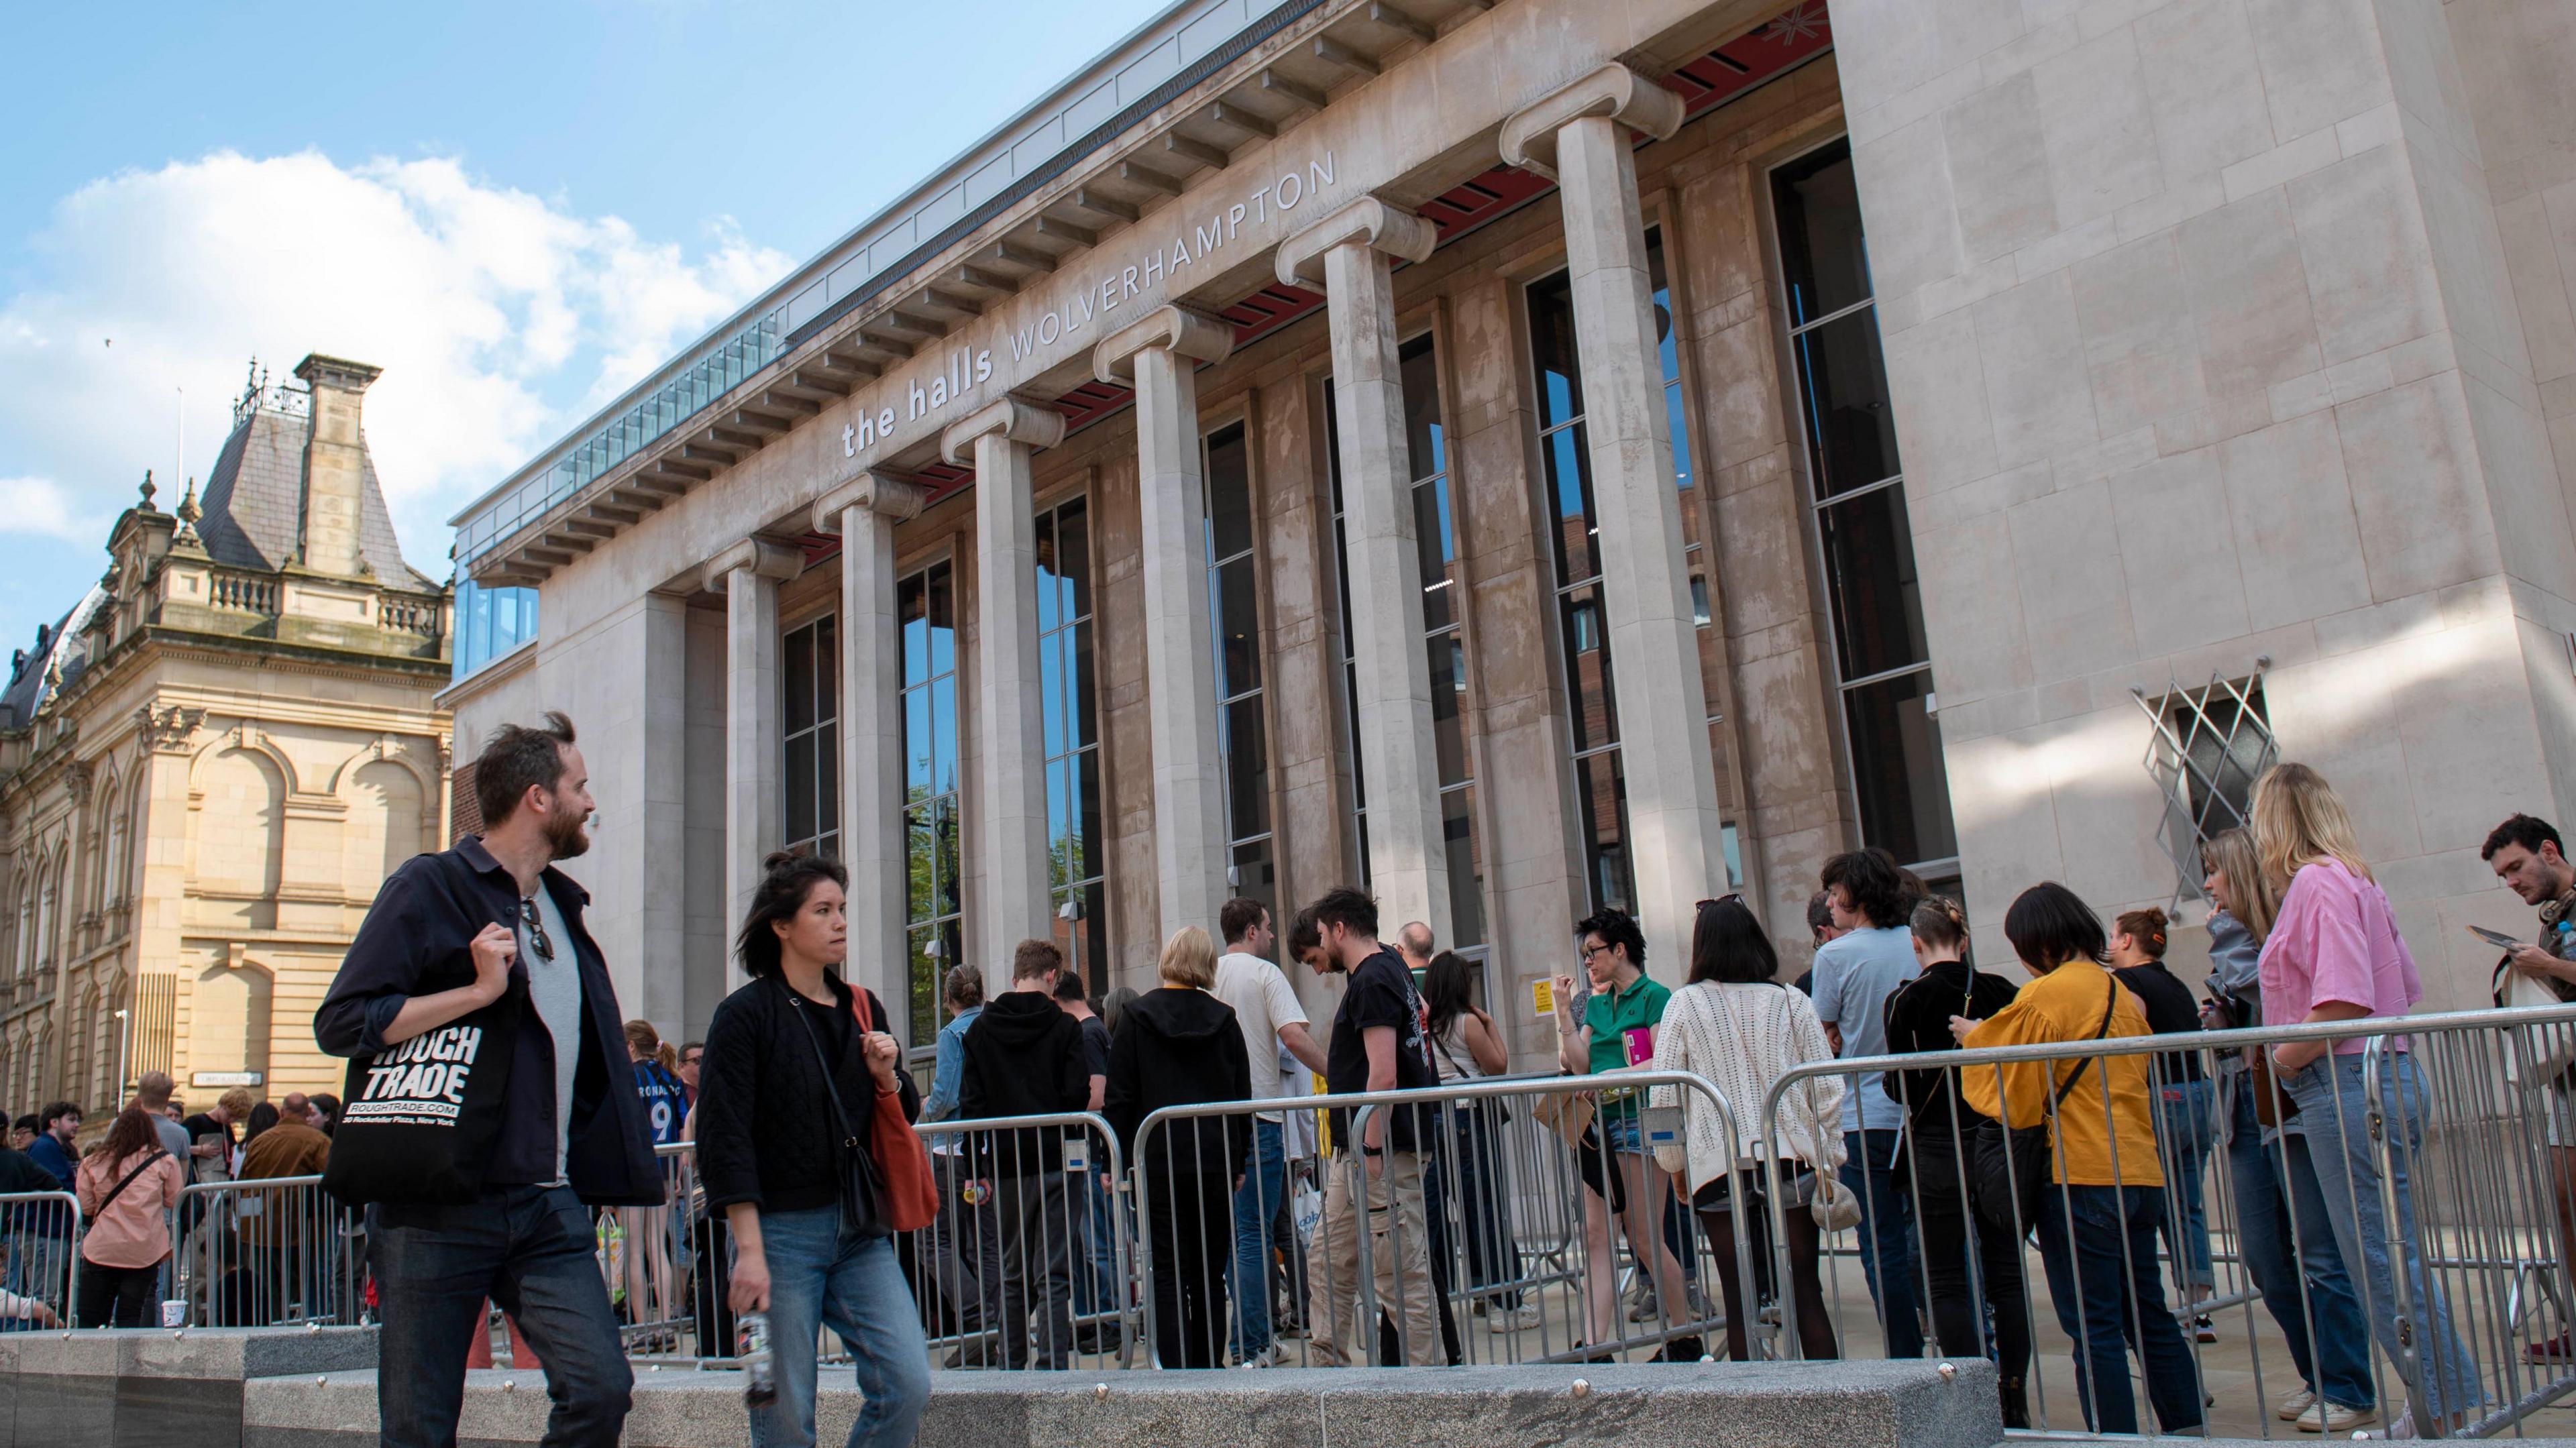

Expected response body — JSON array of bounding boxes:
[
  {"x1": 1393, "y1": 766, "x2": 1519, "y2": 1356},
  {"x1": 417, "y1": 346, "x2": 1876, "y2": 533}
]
[{"x1": 517, "y1": 896, "x2": 555, "y2": 963}]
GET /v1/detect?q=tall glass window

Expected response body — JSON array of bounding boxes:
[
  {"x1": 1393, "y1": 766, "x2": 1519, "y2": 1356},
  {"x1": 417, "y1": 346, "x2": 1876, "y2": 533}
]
[
  {"x1": 1203, "y1": 423, "x2": 1276, "y2": 928},
  {"x1": 1526, "y1": 270, "x2": 1633, "y2": 916},
  {"x1": 781, "y1": 615, "x2": 839, "y2": 859},
  {"x1": 1034, "y1": 498, "x2": 1107, "y2": 986},
  {"x1": 899, "y1": 562, "x2": 963, "y2": 1046},
  {"x1": 1772, "y1": 141, "x2": 1959, "y2": 881},
  {"x1": 451, "y1": 579, "x2": 537, "y2": 680},
  {"x1": 1322, "y1": 337, "x2": 1485, "y2": 948}
]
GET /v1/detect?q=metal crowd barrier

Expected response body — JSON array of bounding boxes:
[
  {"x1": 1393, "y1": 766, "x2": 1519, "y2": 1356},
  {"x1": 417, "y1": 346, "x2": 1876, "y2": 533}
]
[
  {"x1": 1130, "y1": 1070, "x2": 1748, "y2": 1370},
  {"x1": 1754, "y1": 999, "x2": 2576, "y2": 1441},
  {"x1": 0, "y1": 1189, "x2": 78, "y2": 1329},
  {"x1": 170, "y1": 1175, "x2": 363, "y2": 1327}
]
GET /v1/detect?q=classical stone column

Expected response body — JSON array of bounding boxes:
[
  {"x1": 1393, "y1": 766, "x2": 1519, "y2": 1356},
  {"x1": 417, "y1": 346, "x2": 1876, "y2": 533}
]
[
  {"x1": 1274, "y1": 198, "x2": 1450, "y2": 941},
  {"x1": 1095, "y1": 306, "x2": 1234, "y2": 940},
  {"x1": 941, "y1": 397, "x2": 1065, "y2": 989},
  {"x1": 704, "y1": 537, "x2": 802, "y2": 991},
  {"x1": 1499, "y1": 65, "x2": 1721, "y2": 970},
  {"x1": 814, "y1": 470, "x2": 926, "y2": 1033}
]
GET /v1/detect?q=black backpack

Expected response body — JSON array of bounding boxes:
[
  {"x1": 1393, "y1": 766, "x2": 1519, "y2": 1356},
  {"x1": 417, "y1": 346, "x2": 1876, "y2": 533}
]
[{"x1": 321, "y1": 852, "x2": 527, "y2": 1206}]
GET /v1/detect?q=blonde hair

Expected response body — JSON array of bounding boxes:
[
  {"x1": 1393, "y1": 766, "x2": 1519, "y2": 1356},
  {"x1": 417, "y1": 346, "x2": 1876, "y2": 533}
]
[
  {"x1": 2200, "y1": 827, "x2": 2279, "y2": 942},
  {"x1": 1158, "y1": 926, "x2": 1218, "y2": 991},
  {"x1": 2252, "y1": 763, "x2": 2371, "y2": 888}
]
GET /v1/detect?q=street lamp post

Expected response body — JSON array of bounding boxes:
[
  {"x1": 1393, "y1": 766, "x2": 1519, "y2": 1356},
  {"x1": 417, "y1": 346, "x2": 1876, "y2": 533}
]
[{"x1": 113, "y1": 1009, "x2": 129, "y2": 1103}]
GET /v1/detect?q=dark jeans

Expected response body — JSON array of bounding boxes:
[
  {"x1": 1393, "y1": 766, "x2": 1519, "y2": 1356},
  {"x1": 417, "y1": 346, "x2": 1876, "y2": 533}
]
[
  {"x1": 1841, "y1": 1127, "x2": 1923, "y2": 1357},
  {"x1": 1426, "y1": 1106, "x2": 1521, "y2": 1310},
  {"x1": 1908, "y1": 1127, "x2": 2030, "y2": 1423},
  {"x1": 1144, "y1": 1167, "x2": 1232, "y2": 1368},
  {"x1": 376, "y1": 1184, "x2": 632, "y2": 1448},
  {"x1": 993, "y1": 1172, "x2": 1073, "y2": 1370},
  {"x1": 76, "y1": 1259, "x2": 158, "y2": 1327},
  {"x1": 2035, "y1": 1184, "x2": 2202, "y2": 1435}
]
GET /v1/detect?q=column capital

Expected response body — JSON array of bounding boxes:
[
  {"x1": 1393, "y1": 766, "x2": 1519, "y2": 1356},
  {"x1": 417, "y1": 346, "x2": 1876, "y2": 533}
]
[
  {"x1": 700, "y1": 537, "x2": 802, "y2": 592},
  {"x1": 812, "y1": 469, "x2": 926, "y2": 533},
  {"x1": 1274, "y1": 197, "x2": 1436, "y2": 289},
  {"x1": 1093, "y1": 304, "x2": 1234, "y2": 386},
  {"x1": 1497, "y1": 64, "x2": 1685, "y2": 181},
  {"x1": 938, "y1": 395, "x2": 1066, "y2": 467}
]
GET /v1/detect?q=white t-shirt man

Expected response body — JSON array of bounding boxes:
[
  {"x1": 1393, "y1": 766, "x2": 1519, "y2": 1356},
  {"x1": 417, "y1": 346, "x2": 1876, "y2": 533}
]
[{"x1": 1213, "y1": 951, "x2": 1308, "y2": 1120}]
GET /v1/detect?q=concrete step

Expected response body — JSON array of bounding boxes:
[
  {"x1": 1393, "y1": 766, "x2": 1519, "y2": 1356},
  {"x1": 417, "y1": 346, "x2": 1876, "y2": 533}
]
[{"x1": 245, "y1": 1359, "x2": 2004, "y2": 1448}]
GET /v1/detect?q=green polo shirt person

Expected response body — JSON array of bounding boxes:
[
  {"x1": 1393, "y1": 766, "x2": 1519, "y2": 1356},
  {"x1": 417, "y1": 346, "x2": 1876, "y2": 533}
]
[{"x1": 1548, "y1": 906, "x2": 1697, "y2": 1359}]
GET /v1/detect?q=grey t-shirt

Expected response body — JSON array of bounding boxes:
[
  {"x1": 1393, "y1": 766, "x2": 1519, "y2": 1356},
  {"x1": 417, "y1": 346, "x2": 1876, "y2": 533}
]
[
  {"x1": 518, "y1": 885, "x2": 582, "y2": 1186},
  {"x1": 1810, "y1": 925, "x2": 1920, "y2": 1133},
  {"x1": 151, "y1": 1114, "x2": 190, "y2": 1163}
]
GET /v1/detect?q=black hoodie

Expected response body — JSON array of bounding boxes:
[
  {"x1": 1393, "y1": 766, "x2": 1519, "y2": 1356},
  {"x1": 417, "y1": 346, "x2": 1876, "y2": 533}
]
[
  {"x1": 959, "y1": 989, "x2": 1091, "y2": 1174},
  {"x1": 1106, "y1": 987, "x2": 1254, "y2": 1180}
]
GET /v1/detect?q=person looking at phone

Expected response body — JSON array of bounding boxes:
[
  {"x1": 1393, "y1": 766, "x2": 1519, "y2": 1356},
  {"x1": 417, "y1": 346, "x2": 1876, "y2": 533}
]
[
  {"x1": 2485, "y1": 812, "x2": 2576, "y2": 1364},
  {"x1": 1550, "y1": 907, "x2": 1697, "y2": 1359}
]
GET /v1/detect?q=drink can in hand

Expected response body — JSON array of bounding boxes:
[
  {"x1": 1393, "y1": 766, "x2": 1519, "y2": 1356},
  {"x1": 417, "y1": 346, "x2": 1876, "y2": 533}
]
[{"x1": 738, "y1": 1310, "x2": 775, "y2": 1407}]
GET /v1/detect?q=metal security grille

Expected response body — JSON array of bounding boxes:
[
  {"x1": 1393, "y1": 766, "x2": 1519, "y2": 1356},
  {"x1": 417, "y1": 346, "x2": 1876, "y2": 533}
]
[{"x1": 2132, "y1": 671, "x2": 2274, "y2": 902}]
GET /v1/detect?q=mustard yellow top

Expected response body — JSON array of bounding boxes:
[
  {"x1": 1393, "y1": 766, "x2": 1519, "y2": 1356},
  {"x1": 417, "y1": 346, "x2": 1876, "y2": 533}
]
[{"x1": 1960, "y1": 960, "x2": 2163, "y2": 1188}]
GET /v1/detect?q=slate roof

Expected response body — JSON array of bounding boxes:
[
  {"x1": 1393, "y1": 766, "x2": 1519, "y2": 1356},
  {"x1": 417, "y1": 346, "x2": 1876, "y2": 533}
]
[
  {"x1": 0, "y1": 585, "x2": 108, "y2": 732},
  {"x1": 193, "y1": 403, "x2": 434, "y2": 591}
]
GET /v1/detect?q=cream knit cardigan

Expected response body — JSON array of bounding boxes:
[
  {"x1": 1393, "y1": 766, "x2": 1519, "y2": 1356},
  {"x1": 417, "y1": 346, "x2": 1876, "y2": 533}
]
[{"x1": 1646, "y1": 981, "x2": 1847, "y2": 1192}]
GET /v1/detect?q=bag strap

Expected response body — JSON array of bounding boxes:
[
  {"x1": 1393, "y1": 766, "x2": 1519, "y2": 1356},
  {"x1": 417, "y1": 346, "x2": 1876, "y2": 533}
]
[
  {"x1": 2049, "y1": 977, "x2": 2121, "y2": 1108},
  {"x1": 95, "y1": 1149, "x2": 168, "y2": 1217},
  {"x1": 778, "y1": 980, "x2": 867, "y2": 1157}
]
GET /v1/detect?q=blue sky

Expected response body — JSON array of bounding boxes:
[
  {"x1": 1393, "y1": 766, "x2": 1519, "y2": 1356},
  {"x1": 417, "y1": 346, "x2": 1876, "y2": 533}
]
[{"x1": 0, "y1": 0, "x2": 1172, "y2": 654}]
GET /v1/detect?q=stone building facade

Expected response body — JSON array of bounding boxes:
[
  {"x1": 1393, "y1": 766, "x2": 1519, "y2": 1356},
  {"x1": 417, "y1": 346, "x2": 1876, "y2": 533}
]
[
  {"x1": 445, "y1": 0, "x2": 2576, "y2": 1064},
  {"x1": 0, "y1": 356, "x2": 451, "y2": 1111}
]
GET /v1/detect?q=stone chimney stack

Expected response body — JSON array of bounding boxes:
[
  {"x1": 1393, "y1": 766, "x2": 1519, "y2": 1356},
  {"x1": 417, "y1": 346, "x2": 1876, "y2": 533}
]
[{"x1": 293, "y1": 353, "x2": 382, "y2": 577}]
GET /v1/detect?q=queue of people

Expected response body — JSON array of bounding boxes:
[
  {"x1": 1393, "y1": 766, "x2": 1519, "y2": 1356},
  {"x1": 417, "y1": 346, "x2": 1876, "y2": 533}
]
[{"x1": 303, "y1": 708, "x2": 2576, "y2": 1448}]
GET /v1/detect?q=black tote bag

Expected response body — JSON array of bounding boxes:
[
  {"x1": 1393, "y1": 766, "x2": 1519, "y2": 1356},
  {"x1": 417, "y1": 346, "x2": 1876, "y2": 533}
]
[{"x1": 322, "y1": 854, "x2": 525, "y2": 1207}]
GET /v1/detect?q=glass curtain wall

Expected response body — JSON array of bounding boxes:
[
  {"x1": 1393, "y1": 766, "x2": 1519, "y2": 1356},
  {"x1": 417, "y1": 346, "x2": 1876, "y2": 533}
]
[
  {"x1": 1202, "y1": 423, "x2": 1277, "y2": 928},
  {"x1": 1321, "y1": 337, "x2": 1485, "y2": 948},
  {"x1": 450, "y1": 579, "x2": 537, "y2": 681},
  {"x1": 1772, "y1": 140, "x2": 1959, "y2": 883},
  {"x1": 781, "y1": 614, "x2": 839, "y2": 859},
  {"x1": 898, "y1": 561, "x2": 964, "y2": 1046},
  {"x1": 1034, "y1": 497, "x2": 1108, "y2": 987}
]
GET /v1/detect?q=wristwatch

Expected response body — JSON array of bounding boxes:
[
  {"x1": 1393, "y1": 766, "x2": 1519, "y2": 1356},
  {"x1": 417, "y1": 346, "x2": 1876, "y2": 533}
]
[{"x1": 1360, "y1": 1143, "x2": 1383, "y2": 1158}]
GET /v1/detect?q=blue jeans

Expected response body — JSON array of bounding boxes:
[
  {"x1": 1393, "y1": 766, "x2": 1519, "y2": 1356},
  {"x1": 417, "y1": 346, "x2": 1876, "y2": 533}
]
[
  {"x1": 2284, "y1": 1050, "x2": 2483, "y2": 1424},
  {"x1": 375, "y1": 1184, "x2": 633, "y2": 1448},
  {"x1": 750, "y1": 1207, "x2": 930, "y2": 1448},
  {"x1": 2154, "y1": 1076, "x2": 2219, "y2": 1294},
  {"x1": 1226, "y1": 1119, "x2": 1285, "y2": 1357},
  {"x1": 1841, "y1": 1128, "x2": 1922, "y2": 1357},
  {"x1": 2035, "y1": 1184, "x2": 2203, "y2": 1435},
  {"x1": 1070, "y1": 1163, "x2": 1118, "y2": 1323},
  {"x1": 2221, "y1": 1075, "x2": 2375, "y2": 1410}
]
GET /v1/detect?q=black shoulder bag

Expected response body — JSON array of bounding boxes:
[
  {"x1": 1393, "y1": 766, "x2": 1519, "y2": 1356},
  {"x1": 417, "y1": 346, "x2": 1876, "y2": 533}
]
[
  {"x1": 780, "y1": 980, "x2": 890, "y2": 1239},
  {"x1": 1970, "y1": 978, "x2": 2115, "y2": 1241},
  {"x1": 91, "y1": 1149, "x2": 171, "y2": 1221},
  {"x1": 323, "y1": 852, "x2": 526, "y2": 1207}
]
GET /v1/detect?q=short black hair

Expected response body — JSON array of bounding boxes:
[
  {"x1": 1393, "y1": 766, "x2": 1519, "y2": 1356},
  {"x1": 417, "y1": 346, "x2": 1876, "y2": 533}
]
[
  {"x1": 1821, "y1": 849, "x2": 1909, "y2": 930},
  {"x1": 1307, "y1": 887, "x2": 1379, "y2": 940},
  {"x1": 1219, "y1": 897, "x2": 1269, "y2": 946},
  {"x1": 733, "y1": 850, "x2": 848, "y2": 980},
  {"x1": 9, "y1": 1115, "x2": 32, "y2": 1135},
  {"x1": 1574, "y1": 907, "x2": 1647, "y2": 970},
  {"x1": 1689, "y1": 897, "x2": 1779, "y2": 985},
  {"x1": 1051, "y1": 968, "x2": 1088, "y2": 1003},
  {"x1": 2003, "y1": 881, "x2": 2107, "y2": 971},
  {"x1": 2483, "y1": 814, "x2": 2564, "y2": 862},
  {"x1": 1805, "y1": 891, "x2": 1834, "y2": 936},
  {"x1": 473, "y1": 711, "x2": 577, "y2": 828},
  {"x1": 1285, "y1": 905, "x2": 1322, "y2": 963},
  {"x1": 38, "y1": 1101, "x2": 78, "y2": 1129}
]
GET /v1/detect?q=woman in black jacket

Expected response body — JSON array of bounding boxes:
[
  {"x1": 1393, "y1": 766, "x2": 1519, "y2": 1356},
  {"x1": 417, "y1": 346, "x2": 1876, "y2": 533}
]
[
  {"x1": 1106, "y1": 925, "x2": 1252, "y2": 1368},
  {"x1": 1880, "y1": 895, "x2": 2031, "y2": 1427},
  {"x1": 697, "y1": 852, "x2": 930, "y2": 1448}
]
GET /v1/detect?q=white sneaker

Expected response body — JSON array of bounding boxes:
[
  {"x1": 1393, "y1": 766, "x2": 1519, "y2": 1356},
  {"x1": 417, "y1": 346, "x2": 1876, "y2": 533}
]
[
  {"x1": 1234, "y1": 1345, "x2": 1277, "y2": 1369},
  {"x1": 2276, "y1": 1389, "x2": 2318, "y2": 1423},
  {"x1": 2297, "y1": 1402, "x2": 2375, "y2": 1434},
  {"x1": 1486, "y1": 1304, "x2": 1541, "y2": 1333},
  {"x1": 2387, "y1": 1406, "x2": 2416, "y2": 1439}
]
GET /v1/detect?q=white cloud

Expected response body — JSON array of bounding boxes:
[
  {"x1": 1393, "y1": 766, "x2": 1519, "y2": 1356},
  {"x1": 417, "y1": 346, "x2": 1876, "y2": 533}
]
[{"x1": 0, "y1": 150, "x2": 790, "y2": 613}]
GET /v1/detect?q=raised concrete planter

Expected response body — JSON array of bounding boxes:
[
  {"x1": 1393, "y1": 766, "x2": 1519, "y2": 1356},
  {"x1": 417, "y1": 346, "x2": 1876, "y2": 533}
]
[
  {"x1": 0, "y1": 1325, "x2": 376, "y2": 1448},
  {"x1": 246, "y1": 1359, "x2": 2000, "y2": 1448}
]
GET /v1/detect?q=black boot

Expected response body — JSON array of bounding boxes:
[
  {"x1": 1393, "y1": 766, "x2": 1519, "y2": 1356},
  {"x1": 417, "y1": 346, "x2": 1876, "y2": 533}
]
[{"x1": 1998, "y1": 1375, "x2": 2029, "y2": 1430}]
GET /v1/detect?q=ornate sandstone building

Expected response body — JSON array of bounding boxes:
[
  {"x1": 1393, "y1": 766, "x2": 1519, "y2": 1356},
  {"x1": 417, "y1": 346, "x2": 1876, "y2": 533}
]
[{"x1": 0, "y1": 355, "x2": 451, "y2": 1111}]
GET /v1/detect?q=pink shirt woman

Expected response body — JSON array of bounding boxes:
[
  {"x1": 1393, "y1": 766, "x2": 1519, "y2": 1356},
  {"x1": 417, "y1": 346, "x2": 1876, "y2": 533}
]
[
  {"x1": 2257, "y1": 857, "x2": 2423, "y2": 1056},
  {"x1": 75, "y1": 1145, "x2": 184, "y2": 1270}
]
